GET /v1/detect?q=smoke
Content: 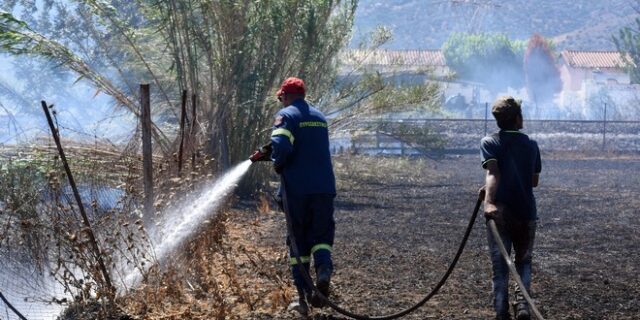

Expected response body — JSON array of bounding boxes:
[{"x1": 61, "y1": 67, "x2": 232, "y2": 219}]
[{"x1": 0, "y1": 54, "x2": 138, "y2": 145}]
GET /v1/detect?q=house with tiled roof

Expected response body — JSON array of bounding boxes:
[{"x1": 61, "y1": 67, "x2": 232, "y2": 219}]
[
  {"x1": 340, "y1": 49, "x2": 638, "y2": 119},
  {"x1": 559, "y1": 50, "x2": 630, "y2": 91},
  {"x1": 340, "y1": 49, "x2": 451, "y2": 78}
]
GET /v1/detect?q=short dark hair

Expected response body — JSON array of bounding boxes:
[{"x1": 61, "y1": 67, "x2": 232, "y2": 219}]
[{"x1": 492, "y1": 96, "x2": 522, "y2": 129}]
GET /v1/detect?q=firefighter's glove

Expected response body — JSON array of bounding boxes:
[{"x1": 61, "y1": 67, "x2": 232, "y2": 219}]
[
  {"x1": 249, "y1": 143, "x2": 273, "y2": 162},
  {"x1": 260, "y1": 143, "x2": 272, "y2": 158}
]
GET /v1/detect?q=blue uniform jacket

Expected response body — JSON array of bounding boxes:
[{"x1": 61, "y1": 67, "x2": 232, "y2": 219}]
[{"x1": 271, "y1": 98, "x2": 336, "y2": 195}]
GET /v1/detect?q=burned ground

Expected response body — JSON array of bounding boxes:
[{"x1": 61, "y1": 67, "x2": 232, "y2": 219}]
[{"x1": 208, "y1": 153, "x2": 640, "y2": 320}]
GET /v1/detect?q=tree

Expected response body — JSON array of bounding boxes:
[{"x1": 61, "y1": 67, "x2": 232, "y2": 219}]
[
  {"x1": 613, "y1": 5, "x2": 640, "y2": 84},
  {"x1": 442, "y1": 32, "x2": 524, "y2": 93},
  {"x1": 524, "y1": 33, "x2": 561, "y2": 105},
  {"x1": 0, "y1": 1, "x2": 357, "y2": 177}
]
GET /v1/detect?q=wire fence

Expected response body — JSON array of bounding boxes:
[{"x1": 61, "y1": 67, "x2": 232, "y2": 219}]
[
  {"x1": 332, "y1": 118, "x2": 640, "y2": 156},
  {"x1": 0, "y1": 128, "x2": 142, "y2": 320},
  {"x1": 0, "y1": 262, "x2": 67, "y2": 320}
]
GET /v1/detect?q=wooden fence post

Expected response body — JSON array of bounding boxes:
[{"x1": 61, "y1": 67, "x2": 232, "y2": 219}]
[
  {"x1": 178, "y1": 90, "x2": 187, "y2": 175},
  {"x1": 190, "y1": 93, "x2": 197, "y2": 170},
  {"x1": 140, "y1": 84, "x2": 154, "y2": 223}
]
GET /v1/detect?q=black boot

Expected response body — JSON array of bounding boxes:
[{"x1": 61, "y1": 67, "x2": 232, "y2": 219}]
[
  {"x1": 514, "y1": 302, "x2": 530, "y2": 320},
  {"x1": 287, "y1": 288, "x2": 309, "y2": 317},
  {"x1": 310, "y1": 264, "x2": 331, "y2": 308}
]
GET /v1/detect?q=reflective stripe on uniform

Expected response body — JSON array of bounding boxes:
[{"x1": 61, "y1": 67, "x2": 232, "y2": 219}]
[
  {"x1": 311, "y1": 243, "x2": 332, "y2": 254},
  {"x1": 299, "y1": 121, "x2": 328, "y2": 128},
  {"x1": 272, "y1": 128, "x2": 295, "y2": 144},
  {"x1": 290, "y1": 256, "x2": 310, "y2": 265}
]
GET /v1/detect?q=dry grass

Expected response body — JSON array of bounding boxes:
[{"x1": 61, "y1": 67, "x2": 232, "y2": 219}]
[{"x1": 118, "y1": 197, "x2": 293, "y2": 319}]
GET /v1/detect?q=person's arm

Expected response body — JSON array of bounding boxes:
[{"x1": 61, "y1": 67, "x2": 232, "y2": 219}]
[
  {"x1": 532, "y1": 141, "x2": 541, "y2": 188},
  {"x1": 484, "y1": 160, "x2": 501, "y2": 219},
  {"x1": 270, "y1": 113, "x2": 294, "y2": 173}
]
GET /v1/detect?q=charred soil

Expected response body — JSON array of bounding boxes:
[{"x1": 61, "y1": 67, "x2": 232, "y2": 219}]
[{"x1": 123, "y1": 153, "x2": 640, "y2": 319}]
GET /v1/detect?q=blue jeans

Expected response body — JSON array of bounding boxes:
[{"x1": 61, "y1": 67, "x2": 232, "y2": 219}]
[{"x1": 486, "y1": 218, "x2": 536, "y2": 317}]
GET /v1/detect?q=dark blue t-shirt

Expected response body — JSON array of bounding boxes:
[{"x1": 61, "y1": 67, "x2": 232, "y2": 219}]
[
  {"x1": 271, "y1": 99, "x2": 336, "y2": 195},
  {"x1": 480, "y1": 130, "x2": 541, "y2": 221}
]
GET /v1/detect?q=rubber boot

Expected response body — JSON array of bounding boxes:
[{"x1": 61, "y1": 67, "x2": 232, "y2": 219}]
[
  {"x1": 287, "y1": 286, "x2": 309, "y2": 317},
  {"x1": 310, "y1": 264, "x2": 331, "y2": 308},
  {"x1": 290, "y1": 262, "x2": 312, "y2": 310}
]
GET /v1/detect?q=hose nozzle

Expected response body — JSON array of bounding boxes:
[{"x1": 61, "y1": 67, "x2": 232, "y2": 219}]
[{"x1": 249, "y1": 143, "x2": 272, "y2": 162}]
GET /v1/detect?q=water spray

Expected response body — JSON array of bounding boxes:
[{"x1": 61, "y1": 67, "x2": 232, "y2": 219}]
[
  {"x1": 125, "y1": 143, "x2": 273, "y2": 286},
  {"x1": 124, "y1": 159, "x2": 253, "y2": 287}
]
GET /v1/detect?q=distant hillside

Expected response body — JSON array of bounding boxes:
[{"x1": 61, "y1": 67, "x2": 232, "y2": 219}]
[{"x1": 352, "y1": 0, "x2": 638, "y2": 50}]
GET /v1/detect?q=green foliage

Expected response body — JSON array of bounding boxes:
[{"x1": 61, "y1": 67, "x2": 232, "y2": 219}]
[
  {"x1": 614, "y1": 17, "x2": 640, "y2": 84},
  {"x1": 442, "y1": 32, "x2": 524, "y2": 92},
  {"x1": 0, "y1": 1, "x2": 357, "y2": 186},
  {"x1": 0, "y1": 10, "x2": 45, "y2": 55}
]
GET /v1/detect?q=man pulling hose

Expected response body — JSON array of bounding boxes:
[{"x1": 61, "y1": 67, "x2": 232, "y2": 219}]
[{"x1": 481, "y1": 96, "x2": 542, "y2": 320}]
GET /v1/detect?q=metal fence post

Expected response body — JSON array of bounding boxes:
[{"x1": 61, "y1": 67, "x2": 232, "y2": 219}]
[
  {"x1": 602, "y1": 103, "x2": 607, "y2": 151},
  {"x1": 484, "y1": 102, "x2": 488, "y2": 137},
  {"x1": 41, "y1": 101, "x2": 114, "y2": 296}
]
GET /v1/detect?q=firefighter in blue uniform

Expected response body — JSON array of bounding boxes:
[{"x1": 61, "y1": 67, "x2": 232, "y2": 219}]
[{"x1": 270, "y1": 77, "x2": 336, "y2": 316}]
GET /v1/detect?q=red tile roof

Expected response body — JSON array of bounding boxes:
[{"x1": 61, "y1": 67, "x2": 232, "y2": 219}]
[
  {"x1": 561, "y1": 51, "x2": 626, "y2": 69},
  {"x1": 342, "y1": 49, "x2": 447, "y2": 66},
  {"x1": 343, "y1": 49, "x2": 629, "y2": 70}
]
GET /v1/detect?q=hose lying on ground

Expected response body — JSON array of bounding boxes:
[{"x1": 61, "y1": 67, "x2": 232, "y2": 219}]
[
  {"x1": 281, "y1": 177, "x2": 484, "y2": 320},
  {"x1": 487, "y1": 219, "x2": 546, "y2": 320}
]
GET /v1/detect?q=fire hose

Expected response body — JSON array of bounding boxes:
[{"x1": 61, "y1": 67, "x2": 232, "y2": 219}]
[
  {"x1": 487, "y1": 219, "x2": 545, "y2": 320},
  {"x1": 280, "y1": 176, "x2": 484, "y2": 319},
  {"x1": 252, "y1": 145, "x2": 544, "y2": 319}
]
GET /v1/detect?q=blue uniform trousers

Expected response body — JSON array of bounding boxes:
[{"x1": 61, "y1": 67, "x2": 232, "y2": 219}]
[{"x1": 286, "y1": 193, "x2": 335, "y2": 296}]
